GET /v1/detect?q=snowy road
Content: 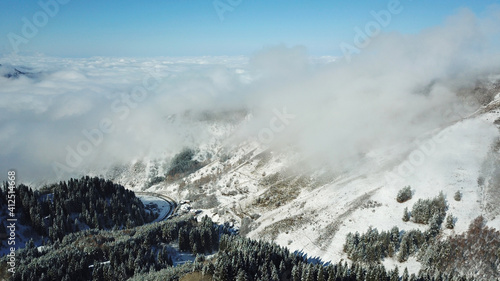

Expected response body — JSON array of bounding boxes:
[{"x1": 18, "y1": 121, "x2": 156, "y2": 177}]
[{"x1": 136, "y1": 192, "x2": 177, "y2": 222}]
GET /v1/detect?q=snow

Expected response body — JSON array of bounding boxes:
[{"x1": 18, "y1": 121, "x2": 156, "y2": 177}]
[
  {"x1": 89, "y1": 261, "x2": 110, "y2": 268},
  {"x1": 137, "y1": 194, "x2": 174, "y2": 222},
  {"x1": 94, "y1": 94, "x2": 500, "y2": 272},
  {"x1": 0, "y1": 217, "x2": 44, "y2": 256},
  {"x1": 246, "y1": 109, "x2": 500, "y2": 269},
  {"x1": 36, "y1": 246, "x2": 49, "y2": 253},
  {"x1": 383, "y1": 256, "x2": 421, "y2": 275},
  {"x1": 163, "y1": 244, "x2": 197, "y2": 266}
]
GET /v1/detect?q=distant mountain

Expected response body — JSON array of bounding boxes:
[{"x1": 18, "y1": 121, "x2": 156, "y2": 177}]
[{"x1": 0, "y1": 64, "x2": 37, "y2": 79}]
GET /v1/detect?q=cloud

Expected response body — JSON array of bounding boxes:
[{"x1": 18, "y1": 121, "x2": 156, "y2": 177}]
[
  {"x1": 1, "y1": 9, "x2": 500, "y2": 183},
  {"x1": 235, "y1": 8, "x2": 500, "y2": 170},
  {"x1": 0, "y1": 56, "x2": 250, "y2": 182}
]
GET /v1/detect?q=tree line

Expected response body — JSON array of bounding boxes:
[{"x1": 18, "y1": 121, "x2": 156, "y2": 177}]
[
  {"x1": 1, "y1": 180, "x2": 493, "y2": 280},
  {"x1": 0, "y1": 176, "x2": 155, "y2": 242},
  {"x1": 3, "y1": 214, "x2": 221, "y2": 281}
]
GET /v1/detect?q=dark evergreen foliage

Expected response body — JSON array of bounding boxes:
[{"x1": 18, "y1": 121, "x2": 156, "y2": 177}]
[
  {"x1": 411, "y1": 192, "x2": 447, "y2": 224},
  {"x1": 2, "y1": 214, "x2": 220, "y2": 281},
  {"x1": 1, "y1": 176, "x2": 155, "y2": 242},
  {"x1": 344, "y1": 194, "x2": 448, "y2": 264},
  {"x1": 402, "y1": 207, "x2": 411, "y2": 222},
  {"x1": 445, "y1": 214, "x2": 455, "y2": 229},
  {"x1": 0, "y1": 180, "x2": 489, "y2": 281},
  {"x1": 209, "y1": 234, "x2": 469, "y2": 281},
  {"x1": 397, "y1": 186, "x2": 413, "y2": 203},
  {"x1": 419, "y1": 216, "x2": 500, "y2": 280},
  {"x1": 166, "y1": 148, "x2": 203, "y2": 178}
]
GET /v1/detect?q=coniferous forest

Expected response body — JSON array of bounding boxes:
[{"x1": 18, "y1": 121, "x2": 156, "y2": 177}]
[
  {"x1": 0, "y1": 176, "x2": 156, "y2": 242},
  {"x1": 0, "y1": 178, "x2": 497, "y2": 280}
]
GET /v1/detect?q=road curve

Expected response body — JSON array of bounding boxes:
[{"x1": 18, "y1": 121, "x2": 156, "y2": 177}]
[{"x1": 135, "y1": 191, "x2": 177, "y2": 221}]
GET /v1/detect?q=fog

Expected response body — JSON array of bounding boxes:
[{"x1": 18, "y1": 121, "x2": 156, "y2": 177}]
[{"x1": 1, "y1": 9, "x2": 500, "y2": 183}]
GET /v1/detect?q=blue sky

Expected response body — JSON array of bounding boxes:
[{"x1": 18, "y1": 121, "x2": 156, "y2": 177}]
[{"x1": 0, "y1": 0, "x2": 498, "y2": 57}]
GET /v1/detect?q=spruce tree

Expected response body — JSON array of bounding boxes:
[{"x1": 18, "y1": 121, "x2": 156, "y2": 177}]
[
  {"x1": 317, "y1": 266, "x2": 325, "y2": 281},
  {"x1": 403, "y1": 207, "x2": 411, "y2": 222},
  {"x1": 402, "y1": 267, "x2": 409, "y2": 281},
  {"x1": 446, "y1": 214, "x2": 455, "y2": 229},
  {"x1": 202, "y1": 263, "x2": 215, "y2": 277},
  {"x1": 397, "y1": 186, "x2": 413, "y2": 203},
  {"x1": 291, "y1": 265, "x2": 301, "y2": 281},
  {"x1": 270, "y1": 264, "x2": 279, "y2": 281},
  {"x1": 398, "y1": 235, "x2": 409, "y2": 262},
  {"x1": 236, "y1": 269, "x2": 249, "y2": 281},
  {"x1": 390, "y1": 267, "x2": 399, "y2": 281}
]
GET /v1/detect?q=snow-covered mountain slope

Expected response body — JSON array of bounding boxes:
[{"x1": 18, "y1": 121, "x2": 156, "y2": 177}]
[{"x1": 99, "y1": 78, "x2": 500, "y2": 274}]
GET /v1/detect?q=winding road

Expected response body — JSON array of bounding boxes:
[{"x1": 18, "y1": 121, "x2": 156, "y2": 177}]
[{"x1": 135, "y1": 191, "x2": 177, "y2": 222}]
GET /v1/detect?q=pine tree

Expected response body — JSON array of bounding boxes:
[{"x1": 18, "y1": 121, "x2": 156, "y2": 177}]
[
  {"x1": 398, "y1": 235, "x2": 409, "y2": 262},
  {"x1": 202, "y1": 262, "x2": 215, "y2": 277},
  {"x1": 305, "y1": 263, "x2": 315, "y2": 281},
  {"x1": 446, "y1": 214, "x2": 455, "y2": 229},
  {"x1": 291, "y1": 265, "x2": 301, "y2": 281},
  {"x1": 402, "y1": 267, "x2": 409, "y2": 281},
  {"x1": 390, "y1": 266, "x2": 399, "y2": 281},
  {"x1": 192, "y1": 243, "x2": 199, "y2": 255},
  {"x1": 397, "y1": 186, "x2": 413, "y2": 203},
  {"x1": 428, "y1": 213, "x2": 442, "y2": 237},
  {"x1": 178, "y1": 227, "x2": 190, "y2": 251},
  {"x1": 301, "y1": 264, "x2": 308, "y2": 281},
  {"x1": 403, "y1": 207, "x2": 410, "y2": 222},
  {"x1": 279, "y1": 261, "x2": 286, "y2": 278},
  {"x1": 317, "y1": 266, "x2": 326, "y2": 281},
  {"x1": 270, "y1": 264, "x2": 279, "y2": 281},
  {"x1": 236, "y1": 269, "x2": 249, "y2": 281},
  {"x1": 214, "y1": 259, "x2": 229, "y2": 281}
]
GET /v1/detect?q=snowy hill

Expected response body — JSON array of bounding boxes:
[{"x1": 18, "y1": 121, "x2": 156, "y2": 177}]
[
  {"x1": 85, "y1": 76, "x2": 500, "y2": 276},
  {"x1": 4, "y1": 53, "x2": 499, "y2": 278}
]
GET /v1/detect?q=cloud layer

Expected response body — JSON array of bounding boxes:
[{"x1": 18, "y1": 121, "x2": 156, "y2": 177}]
[{"x1": 1, "y1": 9, "x2": 500, "y2": 183}]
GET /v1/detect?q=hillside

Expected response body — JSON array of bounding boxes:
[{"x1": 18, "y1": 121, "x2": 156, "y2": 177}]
[
  {"x1": 89, "y1": 76, "x2": 500, "y2": 279},
  {"x1": 2, "y1": 78, "x2": 499, "y2": 280},
  {"x1": 0, "y1": 176, "x2": 155, "y2": 254},
  {"x1": 0, "y1": 212, "x2": 476, "y2": 281}
]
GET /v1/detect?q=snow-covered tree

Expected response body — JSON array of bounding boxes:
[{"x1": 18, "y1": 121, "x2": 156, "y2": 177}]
[
  {"x1": 446, "y1": 214, "x2": 455, "y2": 229},
  {"x1": 403, "y1": 207, "x2": 411, "y2": 222},
  {"x1": 397, "y1": 186, "x2": 413, "y2": 203}
]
